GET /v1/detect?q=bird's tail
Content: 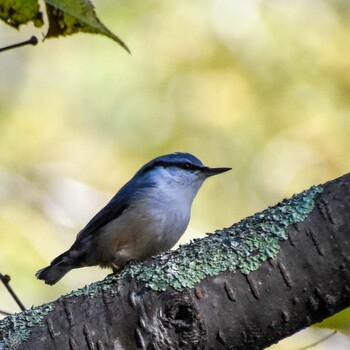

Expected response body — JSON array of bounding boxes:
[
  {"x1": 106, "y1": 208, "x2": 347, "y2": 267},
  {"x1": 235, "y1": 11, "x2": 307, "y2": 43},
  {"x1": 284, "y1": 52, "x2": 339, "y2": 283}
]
[{"x1": 35, "y1": 251, "x2": 75, "y2": 285}]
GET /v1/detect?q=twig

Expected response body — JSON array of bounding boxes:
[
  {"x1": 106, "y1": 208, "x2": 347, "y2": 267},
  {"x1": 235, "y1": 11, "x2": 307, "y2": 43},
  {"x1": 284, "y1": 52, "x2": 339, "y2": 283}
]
[
  {"x1": 0, "y1": 310, "x2": 12, "y2": 316},
  {"x1": 0, "y1": 273, "x2": 26, "y2": 311},
  {"x1": 0, "y1": 36, "x2": 38, "y2": 53},
  {"x1": 294, "y1": 330, "x2": 337, "y2": 350}
]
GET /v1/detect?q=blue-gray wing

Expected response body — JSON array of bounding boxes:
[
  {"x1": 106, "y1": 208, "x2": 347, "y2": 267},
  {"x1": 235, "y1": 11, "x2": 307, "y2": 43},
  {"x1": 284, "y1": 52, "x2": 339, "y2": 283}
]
[
  {"x1": 72, "y1": 171, "x2": 155, "y2": 245},
  {"x1": 76, "y1": 202, "x2": 129, "y2": 242}
]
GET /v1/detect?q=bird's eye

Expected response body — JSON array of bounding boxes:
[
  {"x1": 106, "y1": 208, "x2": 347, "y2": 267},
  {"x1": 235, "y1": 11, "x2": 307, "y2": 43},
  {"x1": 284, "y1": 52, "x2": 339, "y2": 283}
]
[{"x1": 183, "y1": 164, "x2": 191, "y2": 169}]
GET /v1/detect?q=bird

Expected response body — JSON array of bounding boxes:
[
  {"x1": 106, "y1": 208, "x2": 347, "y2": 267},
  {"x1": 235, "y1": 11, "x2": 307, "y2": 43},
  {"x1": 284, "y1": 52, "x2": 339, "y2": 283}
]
[{"x1": 36, "y1": 152, "x2": 231, "y2": 285}]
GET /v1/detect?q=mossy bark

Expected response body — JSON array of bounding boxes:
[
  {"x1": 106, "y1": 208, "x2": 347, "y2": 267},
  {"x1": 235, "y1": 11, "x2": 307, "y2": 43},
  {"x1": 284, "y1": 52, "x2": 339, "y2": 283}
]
[{"x1": 1, "y1": 173, "x2": 349, "y2": 349}]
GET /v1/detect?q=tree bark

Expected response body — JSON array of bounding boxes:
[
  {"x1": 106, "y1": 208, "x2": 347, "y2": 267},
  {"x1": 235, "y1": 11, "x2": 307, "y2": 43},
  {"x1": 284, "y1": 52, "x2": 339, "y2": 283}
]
[{"x1": 1, "y1": 173, "x2": 349, "y2": 350}]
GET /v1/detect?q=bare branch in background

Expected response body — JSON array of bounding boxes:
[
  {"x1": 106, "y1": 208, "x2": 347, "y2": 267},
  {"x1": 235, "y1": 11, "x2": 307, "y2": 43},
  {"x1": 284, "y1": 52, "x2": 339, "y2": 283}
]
[
  {"x1": 0, "y1": 273, "x2": 26, "y2": 312},
  {"x1": 0, "y1": 36, "x2": 38, "y2": 53}
]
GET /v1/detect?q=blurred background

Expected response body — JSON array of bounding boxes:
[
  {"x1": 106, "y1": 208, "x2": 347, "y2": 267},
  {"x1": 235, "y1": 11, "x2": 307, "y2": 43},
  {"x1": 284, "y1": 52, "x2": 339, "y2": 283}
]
[{"x1": 0, "y1": 0, "x2": 349, "y2": 348}]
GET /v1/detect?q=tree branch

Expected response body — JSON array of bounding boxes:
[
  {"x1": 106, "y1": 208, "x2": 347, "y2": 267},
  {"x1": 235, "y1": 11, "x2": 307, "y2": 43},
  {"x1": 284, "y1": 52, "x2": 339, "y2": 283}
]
[{"x1": 0, "y1": 173, "x2": 349, "y2": 349}]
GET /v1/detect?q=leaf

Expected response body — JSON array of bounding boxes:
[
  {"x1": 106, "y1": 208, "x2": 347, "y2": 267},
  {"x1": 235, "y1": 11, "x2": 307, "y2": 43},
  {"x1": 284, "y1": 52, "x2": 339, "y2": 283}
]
[
  {"x1": 45, "y1": 0, "x2": 130, "y2": 53},
  {"x1": 0, "y1": 0, "x2": 43, "y2": 29}
]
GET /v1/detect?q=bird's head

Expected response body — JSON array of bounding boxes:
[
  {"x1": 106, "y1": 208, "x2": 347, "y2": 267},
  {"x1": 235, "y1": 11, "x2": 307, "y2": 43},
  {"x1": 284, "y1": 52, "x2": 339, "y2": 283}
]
[{"x1": 135, "y1": 152, "x2": 231, "y2": 194}]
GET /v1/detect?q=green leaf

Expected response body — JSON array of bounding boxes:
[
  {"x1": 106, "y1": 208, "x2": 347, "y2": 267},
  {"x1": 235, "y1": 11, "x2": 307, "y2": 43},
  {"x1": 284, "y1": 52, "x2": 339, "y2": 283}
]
[
  {"x1": 45, "y1": 0, "x2": 130, "y2": 53},
  {"x1": 0, "y1": 0, "x2": 43, "y2": 29}
]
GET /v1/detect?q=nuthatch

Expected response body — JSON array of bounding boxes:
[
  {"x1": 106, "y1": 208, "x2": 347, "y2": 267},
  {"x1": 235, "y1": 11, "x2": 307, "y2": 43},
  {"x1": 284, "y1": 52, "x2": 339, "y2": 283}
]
[{"x1": 36, "y1": 152, "x2": 231, "y2": 285}]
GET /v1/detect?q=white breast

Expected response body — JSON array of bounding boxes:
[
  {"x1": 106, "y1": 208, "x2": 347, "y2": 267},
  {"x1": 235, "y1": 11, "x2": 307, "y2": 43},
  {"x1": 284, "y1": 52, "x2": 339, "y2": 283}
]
[
  {"x1": 95, "y1": 189, "x2": 191, "y2": 267},
  {"x1": 95, "y1": 169, "x2": 203, "y2": 268}
]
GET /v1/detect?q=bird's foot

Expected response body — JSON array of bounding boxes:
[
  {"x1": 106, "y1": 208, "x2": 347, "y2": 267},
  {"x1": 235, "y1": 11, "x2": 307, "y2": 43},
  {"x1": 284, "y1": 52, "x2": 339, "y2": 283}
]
[
  {"x1": 126, "y1": 259, "x2": 137, "y2": 267},
  {"x1": 107, "y1": 260, "x2": 138, "y2": 278},
  {"x1": 105, "y1": 263, "x2": 121, "y2": 279}
]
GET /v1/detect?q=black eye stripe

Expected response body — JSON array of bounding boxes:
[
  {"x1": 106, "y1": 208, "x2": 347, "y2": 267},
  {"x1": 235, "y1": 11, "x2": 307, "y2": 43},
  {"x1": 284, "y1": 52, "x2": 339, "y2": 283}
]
[
  {"x1": 178, "y1": 163, "x2": 198, "y2": 171},
  {"x1": 141, "y1": 161, "x2": 203, "y2": 174}
]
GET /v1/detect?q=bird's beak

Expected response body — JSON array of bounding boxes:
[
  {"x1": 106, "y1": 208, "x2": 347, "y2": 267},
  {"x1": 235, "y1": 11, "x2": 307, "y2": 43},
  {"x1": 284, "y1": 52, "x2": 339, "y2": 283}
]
[{"x1": 203, "y1": 167, "x2": 232, "y2": 177}]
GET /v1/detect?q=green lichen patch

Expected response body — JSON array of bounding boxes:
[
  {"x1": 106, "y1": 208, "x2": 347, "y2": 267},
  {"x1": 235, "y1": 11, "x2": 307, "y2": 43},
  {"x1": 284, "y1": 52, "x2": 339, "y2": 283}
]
[
  {"x1": 63, "y1": 277, "x2": 120, "y2": 299},
  {"x1": 115, "y1": 185, "x2": 323, "y2": 291},
  {"x1": 0, "y1": 303, "x2": 54, "y2": 350}
]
